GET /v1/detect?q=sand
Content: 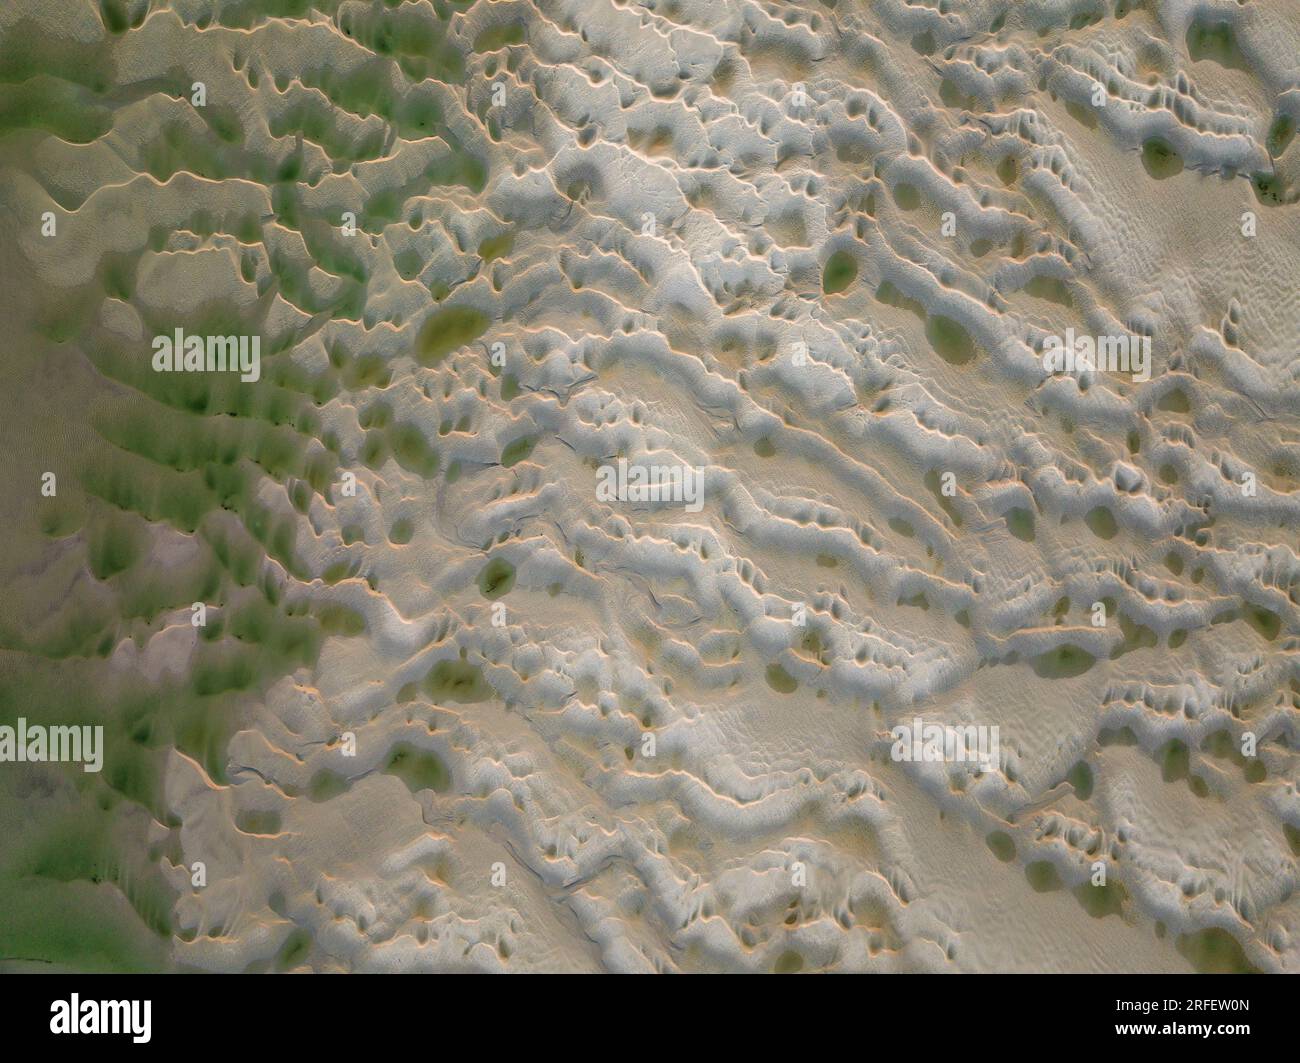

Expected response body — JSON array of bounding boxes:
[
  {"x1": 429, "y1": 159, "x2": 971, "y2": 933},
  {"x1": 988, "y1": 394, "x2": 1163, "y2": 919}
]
[{"x1": 0, "y1": 0, "x2": 1298, "y2": 973}]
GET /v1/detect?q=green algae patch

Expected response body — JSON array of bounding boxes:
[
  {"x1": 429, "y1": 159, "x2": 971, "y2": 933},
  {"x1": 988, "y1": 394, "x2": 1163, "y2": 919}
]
[
  {"x1": 1160, "y1": 739, "x2": 1190, "y2": 783},
  {"x1": 1023, "y1": 276, "x2": 1073, "y2": 307},
  {"x1": 1186, "y1": 19, "x2": 1248, "y2": 72},
  {"x1": 765, "y1": 663, "x2": 798, "y2": 693},
  {"x1": 1250, "y1": 171, "x2": 1288, "y2": 207},
  {"x1": 1141, "y1": 137, "x2": 1183, "y2": 180},
  {"x1": 343, "y1": 352, "x2": 391, "y2": 390},
  {"x1": 6, "y1": 804, "x2": 176, "y2": 952},
  {"x1": 1031, "y1": 644, "x2": 1096, "y2": 679},
  {"x1": 383, "y1": 742, "x2": 451, "y2": 794},
  {"x1": 415, "y1": 306, "x2": 489, "y2": 366},
  {"x1": 822, "y1": 251, "x2": 857, "y2": 295},
  {"x1": 1065, "y1": 99, "x2": 1098, "y2": 130},
  {"x1": 389, "y1": 422, "x2": 439, "y2": 478},
  {"x1": 1267, "y1": 114, "x2": 1295, "y2": 158},
  {"x1": 892, "y1": 182, "x2": 921, "y2": 210},
  {"x1": 473, "y1": 23, "x2": 525, "y2": 52},
  {"x1": 1074, "y1": 876, "x2": 1127, "y2": 919},
  {"x1": 1099, "y1": 725, "x2": 1139, "y2": 747},
  {"x1": 321, "y1": 558, "x2": 359, "y2": 585},
  {"x1": 0, "y1": 77, "x2": 113, "y2": 143},
  {"x1": 308, "y1": 770, "x2": 352, "y2": 803},
  {"x1": 0, "y1": 7, "x2": 490, "y2": 974},
  {"x1": 1084, "y1": 506, "x2": 1118, "y2": 540},
  {"x1": 313, "y1": 603, "x2": 366, "y2": 638},
  {"x1": 274, "y1": 927, "x2": 312, "y2": 972},
  {"x1": 500, "y1": 436, "x2": 536, "y2": 467},
  {"x1": 1243, "y1": 603, "x2": 1280, "y2": 641},
  {"x1": 477, "y1": 231, "x2": 515, "y2": 262},
  {"x1": 425, "y1": 657, "x2": 494, "y2": 703},
  {"x1": 235, "y1": 810, "x2": 281, "y2": 835},
  {"x1": 1005, "y1": 507, "x2": 1035, "y2": 542},
  {"x1": 1201, "y1": 729, "x2": 1267, "y2": 784},
  {"x1": 38, "y1": 495, "x2": 84, "y2": 539},
  {"x1": 0, "y1": 878, "x2": 170, "y2": 973},
  {"x1": 1158, "y1": 387, "x2": 1190, "y2": 413},
  {"x1": 389, "y1": 518, "x2": 414, "y2": 545},
  {"x1": 478, "y1": 557, "x2": 516, "y2": 598},
  {"x1": 1067, "y1": 760, "x2": 1094, "y2": 800},
  {"x1": 1176, "y1": 928, "x2": 1260, "y2": 974},
  {"x1": 773, "y1": 949, "x2": 804, "y2": 973},
  {"x1": 986, "y1": 830, "x2": 1016, "y2": 862},
  {"x1": 1025, "y1": 861, "x2": 1063, "y2": 892},
  {"x1": 926, "y1": 315, "x2": 977, "y2": 366},
  {"x1": 875, "y1": 280, "x2": 927, "y2": 320},
  {"x1": 87, "y1": 510, "x2": 146, "y2": 580}
]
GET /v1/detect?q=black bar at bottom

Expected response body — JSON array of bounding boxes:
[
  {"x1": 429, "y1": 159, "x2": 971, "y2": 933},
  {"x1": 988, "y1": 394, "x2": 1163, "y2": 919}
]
[{"x1": 0, "y1": 972, "x2": 1287, "y2": 1050}]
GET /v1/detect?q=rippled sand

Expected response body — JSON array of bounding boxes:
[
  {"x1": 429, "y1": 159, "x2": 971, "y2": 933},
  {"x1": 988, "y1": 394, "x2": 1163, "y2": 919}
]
[{"x1": 1, "y1": 0, "x2": 1299, "y2": 973}]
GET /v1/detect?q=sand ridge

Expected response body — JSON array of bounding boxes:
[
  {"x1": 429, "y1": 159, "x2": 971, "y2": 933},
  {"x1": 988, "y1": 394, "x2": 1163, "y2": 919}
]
[{"x1": 0, "y1": 0, "x2": 1297, "y2": 973}]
